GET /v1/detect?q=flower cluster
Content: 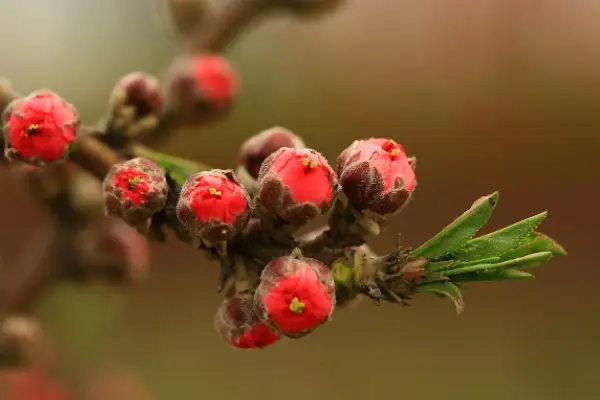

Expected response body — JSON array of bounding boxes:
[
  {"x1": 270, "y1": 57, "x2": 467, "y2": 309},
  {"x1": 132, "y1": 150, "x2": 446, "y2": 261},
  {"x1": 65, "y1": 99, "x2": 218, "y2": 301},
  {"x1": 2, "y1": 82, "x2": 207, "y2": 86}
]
[{"x1": 214, "y1": 252, "x2": 335, "y2": 349}]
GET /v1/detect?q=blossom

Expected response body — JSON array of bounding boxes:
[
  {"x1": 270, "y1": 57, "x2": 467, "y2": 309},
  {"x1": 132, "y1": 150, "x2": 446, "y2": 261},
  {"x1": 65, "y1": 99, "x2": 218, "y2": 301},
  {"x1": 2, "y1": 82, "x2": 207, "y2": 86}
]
[
  {"x1": 102, "y1": 158, "x2": 169, "y2": 225},
  {"x1": 176, "y1": 169, "x2": 251, "y2": 243},
  {"x1": 254, "y1": 254, "x2": 336, "y2": 337},
  {"x1": 2, "y1": 91, "x2": 79, "y2": 165},
  {"x1": 166, "y1": 54, "x2": 238, "y2": 110},
  {"x1": 239, "y1": 126, "x2": 305, "y2": 179},
  {"x1": 336, "y1": 138, "x2": 416, "y2": 215},
  {"x1": 110, "y1": 72, "x2": 163, "y2": 117},
  {"x1": 214, "y1": 294, "x2": 281, "y2": 349},
  {"x1": 257, "y1": 147, "x2": 338, "y2": 225}
]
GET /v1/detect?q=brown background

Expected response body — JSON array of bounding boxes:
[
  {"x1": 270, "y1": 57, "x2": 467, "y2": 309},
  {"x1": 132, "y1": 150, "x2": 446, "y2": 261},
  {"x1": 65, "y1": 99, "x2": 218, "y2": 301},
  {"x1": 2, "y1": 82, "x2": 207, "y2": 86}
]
[{"x1": 0, "y1": 0, "x2": 599, "y2": 399}]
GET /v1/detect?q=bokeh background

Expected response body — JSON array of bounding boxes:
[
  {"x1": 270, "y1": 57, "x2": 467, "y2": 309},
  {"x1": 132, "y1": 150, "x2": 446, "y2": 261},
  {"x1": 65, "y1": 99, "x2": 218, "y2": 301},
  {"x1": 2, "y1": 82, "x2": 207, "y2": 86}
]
[{"x1": 0, "y1": 0, "x2": 599, "y2": 399}]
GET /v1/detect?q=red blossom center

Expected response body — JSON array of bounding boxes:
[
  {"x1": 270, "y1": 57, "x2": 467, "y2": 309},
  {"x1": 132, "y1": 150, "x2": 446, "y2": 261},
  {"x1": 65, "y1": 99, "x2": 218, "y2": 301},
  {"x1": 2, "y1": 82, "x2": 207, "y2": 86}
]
[
  {"x1": 113, "y1": 169, "x2": 150, "y2": 206},
  {"x1": 263, "y1": 267, "x2": 332, "y2": 333},
  {"x1": 184, "y1": 174, "x2": 248, "y2": 224},
  {"x1": 269, "y1": 150, "x2": 334, "y2": 206}
]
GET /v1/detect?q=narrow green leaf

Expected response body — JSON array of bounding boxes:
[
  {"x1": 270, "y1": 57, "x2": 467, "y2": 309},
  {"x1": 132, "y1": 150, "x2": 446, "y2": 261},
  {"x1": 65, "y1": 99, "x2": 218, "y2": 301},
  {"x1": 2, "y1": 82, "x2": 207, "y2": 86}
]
[
  {"x1": 411, "y1": 192, "x2": 499, "y2": 260},
  {"x1": 440, "y1": 251, "x2": 553, "y2": 277},
  {"x1": 454, "y1": 257, "x2": 501, "y2": 267},
  {"x1": 450, "y1": 212, "x2": 548, "y2": 261},
  {"x1": 426, "y1": 261, "x2": 457, "y2": 273},
  {"x1": 451, "y1": 268, "x2": 534, "y2": 283},
  {"x1": 418, "y1": 281, "x2": 464, "y2": 314},
  {"x1": 500, "y1": 231, "x2": 567, "y2": 260},
  {"x1": 133, "y1": 146, "x2": 211, "y2": 186}
]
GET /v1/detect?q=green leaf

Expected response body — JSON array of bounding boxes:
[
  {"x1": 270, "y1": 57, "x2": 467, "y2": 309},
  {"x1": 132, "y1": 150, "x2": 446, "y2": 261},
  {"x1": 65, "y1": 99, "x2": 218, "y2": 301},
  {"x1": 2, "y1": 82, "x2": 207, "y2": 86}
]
[
  {"x1": 449, "y1": 212, "x2": 548, "y2": 261},
  {"x1": 426, "y1": 260, "x2": 457, "y2": 273},
  {"x1": 133, "y1": 146, "x2": 211, "y2": 186},
  {"x1": 411, "y1": 192, "x2": 499, "y2": 260},
  {"x1": 451, "y1": 268, "x2": 534, "y2": 283},
  {"x1": 440, "y1": 251, "x2": 553, "y2": 277},
  {"x1": 500, "y1": 231, "x2": 567, "y2": 260},
  {"x1": 418, "y1": 281, "x2": 464, "y2": 314}
]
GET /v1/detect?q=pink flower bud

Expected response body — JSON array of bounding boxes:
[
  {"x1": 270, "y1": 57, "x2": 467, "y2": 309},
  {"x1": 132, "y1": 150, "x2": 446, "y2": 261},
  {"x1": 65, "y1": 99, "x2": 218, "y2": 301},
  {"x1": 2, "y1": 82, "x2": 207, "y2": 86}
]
[
  {"x1": 239, "y1": 126, "x2": 305, "y2": 179},
  {"x1": 254, "y1": 254, "x2": 335, "y2": 338},
  {"x1": 176, "y1": 169, "x2": 251, "y2": 243},
  {"x1": 102, "y1": 158, "x2": 168, "y2": 225},
  {"x1": 257, "y1": 147, "x2": 338, "y2": 225},
  {"x1": 214, "y1": 294, "x2": 281, "y2": 349},
  {"x1": 336, "y1": 138, "x2": 416, "y2": 215},
  {"x1": 110, "y1": 72, "x2": 163, "y2": 117},
  {"x1": 2, "y1": 91, "x2": 79, "y2": 165},
  {"x1": 74, "y1": 218, "x2": 150, "y2": 283},
  {"x1": 166, "y1": 54, "x2": 238, "y2": 111}
]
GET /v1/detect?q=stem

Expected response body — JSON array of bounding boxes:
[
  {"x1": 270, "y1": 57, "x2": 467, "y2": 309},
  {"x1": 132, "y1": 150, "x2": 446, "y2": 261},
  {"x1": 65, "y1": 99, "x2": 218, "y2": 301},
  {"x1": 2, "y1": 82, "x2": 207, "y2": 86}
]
[{"x1": 188, "y1": 0, "x2": 272, "y2": 53}]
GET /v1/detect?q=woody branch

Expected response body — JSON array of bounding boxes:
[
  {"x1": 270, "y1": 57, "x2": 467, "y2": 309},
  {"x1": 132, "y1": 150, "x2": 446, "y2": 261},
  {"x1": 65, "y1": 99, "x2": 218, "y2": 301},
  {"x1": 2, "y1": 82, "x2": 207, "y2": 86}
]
[{"x1": 0, "y1": 0, "x2": 565, "y2": 358}]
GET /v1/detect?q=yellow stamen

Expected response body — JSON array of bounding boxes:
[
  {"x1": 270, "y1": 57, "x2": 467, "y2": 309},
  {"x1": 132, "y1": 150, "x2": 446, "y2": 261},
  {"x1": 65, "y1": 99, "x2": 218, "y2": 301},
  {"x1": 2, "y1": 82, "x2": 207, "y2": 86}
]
[
  {"x1": 301, "y1": 157, "x2": 318, "y2": 170},
  {"x1": 390, "y1": 148, "x2": 400, "y2": 157},
  {"x1": 289, "y1": 297, "x2": 305, "y2": 314},
  {"x1": 25, "y1": 124, "x2": 39, "y2": 136},
  {"x1": 128, "y1": 176, "x2": 143, "y2": 190},
  {"x1": 209, "y1": 187, "x2": 222, "y2": 197}
]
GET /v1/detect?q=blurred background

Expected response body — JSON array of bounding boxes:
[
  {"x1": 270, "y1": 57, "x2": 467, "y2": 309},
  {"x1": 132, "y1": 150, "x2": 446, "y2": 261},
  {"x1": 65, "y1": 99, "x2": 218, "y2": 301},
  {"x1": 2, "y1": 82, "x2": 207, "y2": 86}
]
[{"x1": 0, "y1": 0, "x2": 599, "y2": 399}]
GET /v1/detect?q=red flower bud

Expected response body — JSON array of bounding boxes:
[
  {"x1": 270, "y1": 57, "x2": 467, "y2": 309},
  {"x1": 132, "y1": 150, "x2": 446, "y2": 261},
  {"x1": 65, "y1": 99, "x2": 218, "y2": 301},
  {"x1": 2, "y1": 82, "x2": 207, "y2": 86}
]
[
  {"x1": 166, "y1": 54, "x2": 237, "y2": 111},
  {"x1": 102, "y1": 158, "x2": 168, "y2": 225},
  {"x1": 176, "y1": 169, "x2": 251, "y2": 243},
  {"x1": 254, "y1": 253, "x2": 335, "y2": 338},
  {"x1": 1, "y1": 368, "x2": 72, "y2": 400},
  {"x1": 2, "y1": 91, "x2": 79, "y2": 165},
  {"x1": 214, "y1": 294, "x2": 281, "y2": 349},
  {"x1": 336, "y1": 138, "x2": 416, "y2": 215},
  {"x1": 73, "y1": 218, "x2": 150, "y2": 284},
  {"x1": 257, "y1": 148, "x2": 338, "y2": 225},
  {"x1": 110, "y1": 72, "x2": 163, "y2": 117},
  {"x1": 239, "y1": 126, "x2": 305, "y2": 179}
]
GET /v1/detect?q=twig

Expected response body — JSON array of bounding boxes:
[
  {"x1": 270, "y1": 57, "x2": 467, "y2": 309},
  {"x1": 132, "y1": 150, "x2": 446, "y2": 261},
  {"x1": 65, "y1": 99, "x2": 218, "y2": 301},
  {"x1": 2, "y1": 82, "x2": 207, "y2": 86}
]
[{"x1": 187, "y1": 0, "x2": 271, "y2": 53}]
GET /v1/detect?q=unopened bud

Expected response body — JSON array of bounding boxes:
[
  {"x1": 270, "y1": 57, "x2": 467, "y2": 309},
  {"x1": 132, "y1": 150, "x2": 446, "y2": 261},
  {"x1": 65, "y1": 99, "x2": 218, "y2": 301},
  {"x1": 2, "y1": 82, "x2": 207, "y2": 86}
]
[
  {"x1": 257, "y1": 147, "x2": 338, "y2": 225},
  {"x1": 0, "y1": 316, "x2": 42, "y2": 369},
  {"x1": 239, "y1": 126, "x2": 305, "y2": 180},
  {"x1": 102, "y1": 158, "x2": 169, "y2": 226}
]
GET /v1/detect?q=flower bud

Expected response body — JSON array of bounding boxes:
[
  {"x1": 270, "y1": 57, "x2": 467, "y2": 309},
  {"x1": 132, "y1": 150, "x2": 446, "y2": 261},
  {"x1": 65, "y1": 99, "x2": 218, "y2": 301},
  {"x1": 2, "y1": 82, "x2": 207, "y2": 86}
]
[
  {"x1": 2, "y1": 91, "x2": 79, "y2": 165},
  {"x1": 109, "y1": 72, "x2": 163, "y2": 118},
  {"x1": 0, "y1": 316, "x2": 42, "y2": 369},
  {"x1": 257, "y1": 147, "x2": 338, "y2": 225},
  {"x1": 71, "y1": 218, "x2": 150, "y2": 284},
  {"x1": 176, "y1": 169, "x2": 251, "y2": 244},
  {"x1": 254, "y1": 252, "x2": 335, "y2": 338},
  {"x1": 166, "y1": 54, "x2": 237, "y2": 115},
  {"x1": 337, "y1": 138, "x2": 416, "y2": 216},
  {"x1": 239, "y1": 126, "x2": 305, "y2": 180},
  {"x1": 214, "y1": 293, "x2": 281, "y2": 349},
  {"x1": 1, "y1": 366, "x2": 71, "y2": 400},
  {"x1": 102, "y1": 158, "x2": 169, "y2": 226}
]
